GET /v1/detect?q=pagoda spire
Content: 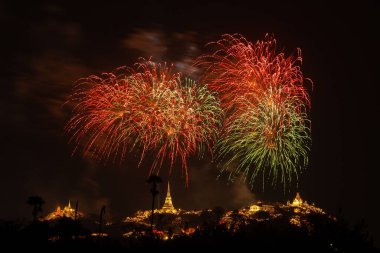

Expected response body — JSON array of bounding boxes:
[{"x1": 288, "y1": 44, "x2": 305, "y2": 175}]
[
  {"x1": 167, "y1": 182, "x2": 171, "y2": 198},
  {"x1": 161, "y1": 182, "x2": 176, "y2": 213}
]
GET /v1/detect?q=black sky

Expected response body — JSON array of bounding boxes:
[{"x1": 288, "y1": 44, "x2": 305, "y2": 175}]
[{"x1": 1, "y1": 0, "x2": 379, "y2": 247}]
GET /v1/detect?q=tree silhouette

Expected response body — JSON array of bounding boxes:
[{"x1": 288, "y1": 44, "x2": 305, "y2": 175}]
[
  {"x1": 26, "y1": 196, "x2": 44, "y2": 222},
  {"x1": 74, "y1": 200, "x2": 79, "y2": 220},
  {"x1": 98, "y1": 205, "x2": 106, "y2": 238},
  {"x1": 212, "y1": 206, "x2": 225, "y2": 224},
  {"x1": 146, "y1": 175, "x2": 162, "y2": 233}
]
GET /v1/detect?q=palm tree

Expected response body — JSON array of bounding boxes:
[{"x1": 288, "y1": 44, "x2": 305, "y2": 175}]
[
  {"x1": 27, "y1": 196, "x2": 44, "y2": 222},
  {"x1": 146, "y1": 175, "x2": 162, "y2": 233}
]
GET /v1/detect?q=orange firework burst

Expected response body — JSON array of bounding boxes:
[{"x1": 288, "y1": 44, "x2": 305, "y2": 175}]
[{"x1": 65, "y1": 61, "x2": 223, "y2": 185}]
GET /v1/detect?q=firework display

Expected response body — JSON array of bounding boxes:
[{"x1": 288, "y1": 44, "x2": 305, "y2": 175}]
[
  {"x1": 197, "y1": 34, "x2": 311, "y2": 188},
  {"x1": 66, "y1": 61, "x2": 223, "y2": 184},
  {"x1": 66, "y1": 34, "x2": 311, "y2": 189}
]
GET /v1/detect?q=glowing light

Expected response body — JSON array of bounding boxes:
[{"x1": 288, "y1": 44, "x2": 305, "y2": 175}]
[
  {"x1": 43, "y1": 201, "x2": 83, "y2": 221},
  {"x1": 123, "y1": 192, "x2": 326, "y2": 240},
  {"x1": 291, "y1": 192, "x2": 303, "y2": 206},
  {"x1": 91, "y1": 233, "x2": 108, "y2": 237}
]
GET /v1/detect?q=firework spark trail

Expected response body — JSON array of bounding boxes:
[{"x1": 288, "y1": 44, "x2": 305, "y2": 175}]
[
  {"x1": 197, "y1": 34, "x2": 312, "y2": 189},
  {"x1": 66, "y1": 61, "x2": 223, "y2": 185}
]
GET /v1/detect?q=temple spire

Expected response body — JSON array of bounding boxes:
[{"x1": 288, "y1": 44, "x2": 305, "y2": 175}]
[
  {"x1": 161, "y1": 182, "x2": 176, "y2": 213},
  {"x1": 167, "y1": 182, "x2": 171, "y2": 198}
]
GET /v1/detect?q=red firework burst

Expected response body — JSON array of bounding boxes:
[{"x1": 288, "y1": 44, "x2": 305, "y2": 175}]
[
  {"x1": 65, "y1": 61, "x2": 222, "y2": 185},
  {"x1": 196, "y1": 34, "x2": 310, "y2": 114},
  {"x1": 65, "y1": 68, "x2": 136, "y2": 162}
]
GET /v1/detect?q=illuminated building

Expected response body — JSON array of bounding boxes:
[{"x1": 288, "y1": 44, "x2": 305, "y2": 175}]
[
  {"x1": 43, "y1": 201, "x2": 84, "y2": 221},
  {"x1": 123, "y1": 191, "x2": 329, "y2": 239},
  {"x1": 287, "y1": 192, "x2": 325, "y2": 214},
  {"x1": 291, "y1": 192, "x2": 303, "y2": 206},
  {"x1": 160, "y1": 182, "x2": 177, "y2": 213},
  {"x1": 249, "y1": 204, "x2": 261, "y2": 212}
]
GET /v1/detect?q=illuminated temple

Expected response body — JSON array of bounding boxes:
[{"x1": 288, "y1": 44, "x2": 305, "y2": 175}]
[
  {"x1": 160, "y1": 183, "x2": 176, "y2": 213},
  {"x1": 291, "y1": 192, "x2": 303, "y2": 206},
  {"x1": 123, "y1": 188, "x2": 329, "y2": 239},
  {"x1": 43, "y1": 201, "x2": 84, "y2": 221}
]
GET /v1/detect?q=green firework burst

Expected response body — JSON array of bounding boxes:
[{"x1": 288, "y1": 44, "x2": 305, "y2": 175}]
[{"x1": 218, "y1": 88, "x2": 310, "y2": 189}]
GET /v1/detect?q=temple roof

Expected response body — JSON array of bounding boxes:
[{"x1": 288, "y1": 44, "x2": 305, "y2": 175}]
[{"x1": 292, "y1": 192, "x2": 303, "y2": 206}]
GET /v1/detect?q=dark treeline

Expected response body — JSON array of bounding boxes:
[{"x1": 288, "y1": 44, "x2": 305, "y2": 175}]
[{"x1": 0, "y1": 211, "x2": 378, "y2": 252}]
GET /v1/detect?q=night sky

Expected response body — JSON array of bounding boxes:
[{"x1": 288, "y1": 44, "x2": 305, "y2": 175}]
[{"x1": 1, "y1": 0, "x2": 379, "y2": 247}]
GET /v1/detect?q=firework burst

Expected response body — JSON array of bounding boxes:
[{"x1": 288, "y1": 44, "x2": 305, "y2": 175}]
[
  {"x1": 197, "y1": 34, "x2": 310, "y2": 113},
  {"x1": 126, "y1": 62, "x2": 223, "y2": 183},
  {"x1": 66, "y1": 61, "x2": 223, "y2": 185},
  {"x1": 197, "y1": 34, "x2": 312, "y2": 189},
  {"x1": 218, "y1": 88, "x2": 310, "y2": 188},
  {"x1": 65, "y1": 69, "x2": 136, "y2": 162}
]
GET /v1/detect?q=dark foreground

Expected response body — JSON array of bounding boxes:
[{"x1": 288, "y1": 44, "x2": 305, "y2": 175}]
[{"x1": 1, "y1": 213, "x2": 379, "y2": 253}]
